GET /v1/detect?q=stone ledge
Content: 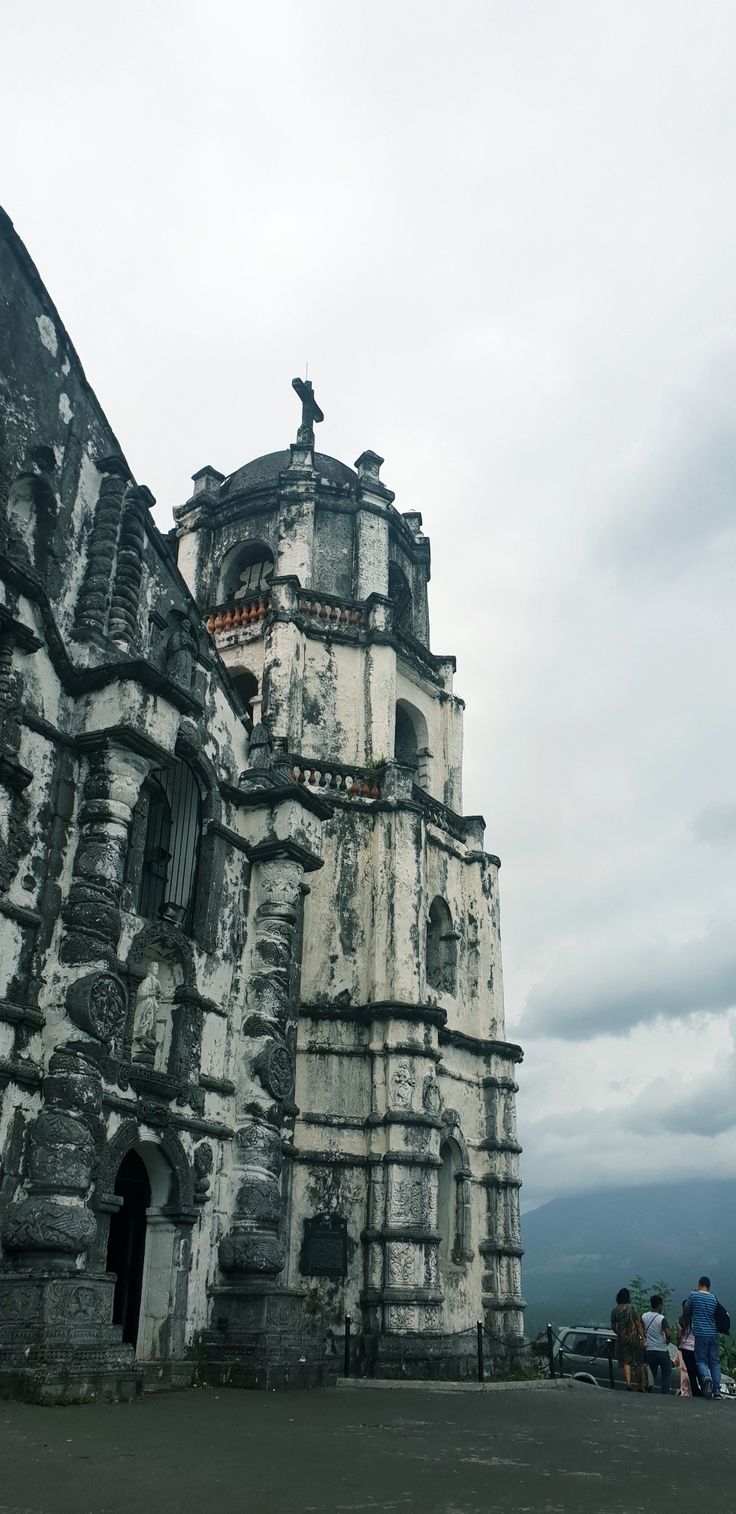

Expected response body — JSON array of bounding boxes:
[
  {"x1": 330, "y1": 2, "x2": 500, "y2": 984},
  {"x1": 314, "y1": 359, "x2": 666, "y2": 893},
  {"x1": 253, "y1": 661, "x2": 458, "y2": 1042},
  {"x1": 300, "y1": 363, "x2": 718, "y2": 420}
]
[{"x1": 336, "y1": 1376, "x2": 578, "y2": 1393}]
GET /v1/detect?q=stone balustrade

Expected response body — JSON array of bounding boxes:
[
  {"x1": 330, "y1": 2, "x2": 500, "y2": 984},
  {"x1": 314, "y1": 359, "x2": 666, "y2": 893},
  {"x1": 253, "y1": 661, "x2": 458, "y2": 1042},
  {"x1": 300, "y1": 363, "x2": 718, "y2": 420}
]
[
  {"x1": 290, "y1": 761, "x2": 381, "y2": 800},
  {"x1": 205, "y1": 592, "x2": 270, "y2": 636},
  {"x1": 297, "y1": 594, "x2": 368, "y2": 631},
  {"x1": 413, "y1": 786, "x2": 485, "y2": 847}
]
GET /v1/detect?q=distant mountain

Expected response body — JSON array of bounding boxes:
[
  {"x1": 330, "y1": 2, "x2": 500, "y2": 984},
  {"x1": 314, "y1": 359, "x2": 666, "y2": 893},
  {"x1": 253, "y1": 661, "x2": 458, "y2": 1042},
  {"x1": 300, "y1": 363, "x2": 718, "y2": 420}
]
[{"x1": 521, "y1": 1180, "x2": 736, "y2": 1336}]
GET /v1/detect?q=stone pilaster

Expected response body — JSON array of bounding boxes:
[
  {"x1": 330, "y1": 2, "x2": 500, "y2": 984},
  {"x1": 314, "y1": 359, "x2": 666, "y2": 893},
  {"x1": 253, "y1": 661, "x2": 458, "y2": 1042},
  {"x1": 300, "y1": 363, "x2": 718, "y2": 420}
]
[{"x1": 480, "y1": 1068, "x2": 525, "y2": 1349}]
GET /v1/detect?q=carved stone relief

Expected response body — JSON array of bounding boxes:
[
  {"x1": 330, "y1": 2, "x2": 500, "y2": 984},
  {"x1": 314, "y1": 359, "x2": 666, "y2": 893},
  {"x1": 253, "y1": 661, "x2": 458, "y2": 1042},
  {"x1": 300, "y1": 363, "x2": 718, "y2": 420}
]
[{"x1": 391, "y1": 1063, "x2": 415, "y2": 1110}]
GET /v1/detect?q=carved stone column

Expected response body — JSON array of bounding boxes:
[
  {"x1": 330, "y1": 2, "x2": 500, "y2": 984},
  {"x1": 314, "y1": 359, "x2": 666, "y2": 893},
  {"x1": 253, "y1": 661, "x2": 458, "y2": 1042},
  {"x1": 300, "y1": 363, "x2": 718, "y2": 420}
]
[
  {"x1": 0, "y1": 969, "x2": 140, "y2": 1402},
  {"x1": 221, "y1": 856, "x2": 302, "y2": 1276},
  {"x1": 73, "y1": 457, "x2": 130, "y2": 637},
  {"x1": 205, "y1": 853, "x2": 322, "y2": 1387},
  {"x1": 60, "y1": 743, "x2": 149, "y2": 967},
  {"x1": 108, "y1": 485, "x2": 154, "y2": 650}
]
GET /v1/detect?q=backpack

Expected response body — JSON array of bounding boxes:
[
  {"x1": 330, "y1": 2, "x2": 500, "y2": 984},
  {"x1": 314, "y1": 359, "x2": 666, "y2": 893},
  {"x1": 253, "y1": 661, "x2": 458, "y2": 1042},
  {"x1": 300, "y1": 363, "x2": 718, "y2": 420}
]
[{"x1": 715, "y1": 1300, "x2": 731, "y2": 1335}]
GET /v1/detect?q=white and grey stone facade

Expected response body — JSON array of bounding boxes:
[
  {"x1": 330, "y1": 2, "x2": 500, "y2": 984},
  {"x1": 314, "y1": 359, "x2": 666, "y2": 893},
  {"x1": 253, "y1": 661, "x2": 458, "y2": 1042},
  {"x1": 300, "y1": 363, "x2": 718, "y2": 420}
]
[{"x1": 0, "y1": 210, "x2": 524, "y2": 1401}]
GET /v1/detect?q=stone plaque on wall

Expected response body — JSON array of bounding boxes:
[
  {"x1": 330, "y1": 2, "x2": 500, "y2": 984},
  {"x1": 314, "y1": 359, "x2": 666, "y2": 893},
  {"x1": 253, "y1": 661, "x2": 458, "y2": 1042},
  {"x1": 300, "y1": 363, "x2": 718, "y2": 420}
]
[{"x1": 299, "y1": 1213, "x2": 347, "y2": 1279}]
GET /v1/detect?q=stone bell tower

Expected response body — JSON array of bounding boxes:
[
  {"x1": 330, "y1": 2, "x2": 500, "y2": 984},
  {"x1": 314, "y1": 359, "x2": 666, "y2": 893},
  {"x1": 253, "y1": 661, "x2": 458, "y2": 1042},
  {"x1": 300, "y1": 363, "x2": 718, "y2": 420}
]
[{"x1": 176, "y1": 380, "x2": 525, "y2": 1380}]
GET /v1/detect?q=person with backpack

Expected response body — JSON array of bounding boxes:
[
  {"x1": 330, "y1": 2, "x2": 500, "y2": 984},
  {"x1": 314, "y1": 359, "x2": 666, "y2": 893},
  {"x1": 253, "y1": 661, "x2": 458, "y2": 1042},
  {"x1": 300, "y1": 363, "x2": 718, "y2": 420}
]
[
  {"x1": 641, "y1": 1294, "x2": 672, "y2": 1394},
  {"x1": 684, "y1": 1275, "x2": 725, "y2": 1399}
]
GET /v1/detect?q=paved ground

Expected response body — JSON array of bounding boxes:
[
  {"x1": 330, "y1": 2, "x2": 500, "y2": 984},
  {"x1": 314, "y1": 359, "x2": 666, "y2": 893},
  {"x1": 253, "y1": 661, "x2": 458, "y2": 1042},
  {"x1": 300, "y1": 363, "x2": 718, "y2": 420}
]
[{"x1": 1, "y1": 1382, "x2": 734, "y2": 1514}]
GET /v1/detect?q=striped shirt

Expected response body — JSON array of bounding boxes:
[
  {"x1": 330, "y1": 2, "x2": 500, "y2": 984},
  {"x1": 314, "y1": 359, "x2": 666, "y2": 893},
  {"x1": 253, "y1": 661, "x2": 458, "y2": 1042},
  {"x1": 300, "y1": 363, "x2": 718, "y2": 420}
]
[{"x1": 687, "y1": 1290, "x2": 717, "y2": 1338}]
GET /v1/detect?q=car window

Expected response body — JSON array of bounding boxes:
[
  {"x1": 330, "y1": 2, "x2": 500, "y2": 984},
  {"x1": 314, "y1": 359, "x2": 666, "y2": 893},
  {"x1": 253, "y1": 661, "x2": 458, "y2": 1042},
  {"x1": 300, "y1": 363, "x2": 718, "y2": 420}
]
[
  {"x1": 562, "y1": 1333, "x2": 595, "y2": 1356},
  {"x1": 593, "y1": 1334, "x2": 614, "y2": 1357}
]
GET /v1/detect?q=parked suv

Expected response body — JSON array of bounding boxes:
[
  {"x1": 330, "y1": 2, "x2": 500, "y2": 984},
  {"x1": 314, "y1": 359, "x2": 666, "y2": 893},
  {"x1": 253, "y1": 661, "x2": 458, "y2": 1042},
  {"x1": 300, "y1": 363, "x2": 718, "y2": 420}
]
[
  {"x1": 553, "y1": 1326, "x2": 736, "y2": 1396},
  {"x1": 554, "y1": 1326, "x2": 621, "y2": 1387}
]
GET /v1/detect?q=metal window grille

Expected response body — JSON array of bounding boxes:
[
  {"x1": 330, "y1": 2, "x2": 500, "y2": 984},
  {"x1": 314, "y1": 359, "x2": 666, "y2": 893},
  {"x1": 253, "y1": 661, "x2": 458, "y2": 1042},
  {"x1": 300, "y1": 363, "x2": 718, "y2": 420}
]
[{"x1": 137, "y1": 760, "x2": 202, "y2": 931}]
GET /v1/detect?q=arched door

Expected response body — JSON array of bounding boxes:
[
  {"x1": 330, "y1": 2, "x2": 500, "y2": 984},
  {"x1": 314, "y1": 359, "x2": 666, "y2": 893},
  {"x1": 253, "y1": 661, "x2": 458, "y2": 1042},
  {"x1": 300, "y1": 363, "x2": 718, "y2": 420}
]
[{"x1": 106, "y1": 1149, "x2": 152, "y2": 1348}]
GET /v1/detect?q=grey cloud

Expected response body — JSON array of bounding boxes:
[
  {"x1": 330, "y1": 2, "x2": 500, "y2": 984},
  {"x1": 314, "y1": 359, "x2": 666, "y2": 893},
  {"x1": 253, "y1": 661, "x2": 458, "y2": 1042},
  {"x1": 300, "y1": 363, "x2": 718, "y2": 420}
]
[
  {"x1": 599, "y1": 358, "x2": 736, "y2": 578},
  {"x1": 520, "y1": 1093, "x2": 736, "y2": 1209},
  {"x1": 692, "y1": 802, "x2": 736, "y2": 849},
  {"x1": 521, "y1": 923, "x2": 736, "y2": 1040},
  {"x1": 621, "y1": 1044, "x2": 736, "y2": 1140},
  {"x1": 5, "y1": 0, "x2": 736, "y2": 1204}
]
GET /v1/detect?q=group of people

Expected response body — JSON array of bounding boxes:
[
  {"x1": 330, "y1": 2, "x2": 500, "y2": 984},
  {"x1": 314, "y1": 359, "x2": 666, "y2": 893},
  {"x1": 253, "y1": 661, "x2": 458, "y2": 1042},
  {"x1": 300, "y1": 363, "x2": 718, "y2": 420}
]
[{"x1": 611, "y1": 1276, "x2": 725, "y2": 1398}]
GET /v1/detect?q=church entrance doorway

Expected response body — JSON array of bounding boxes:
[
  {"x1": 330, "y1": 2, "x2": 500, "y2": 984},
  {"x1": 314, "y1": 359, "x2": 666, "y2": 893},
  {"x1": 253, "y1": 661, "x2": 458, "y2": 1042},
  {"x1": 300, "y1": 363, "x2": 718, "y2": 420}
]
[{"x1": 107, "y1": 1148, "x2": 151, "y2": 1348}]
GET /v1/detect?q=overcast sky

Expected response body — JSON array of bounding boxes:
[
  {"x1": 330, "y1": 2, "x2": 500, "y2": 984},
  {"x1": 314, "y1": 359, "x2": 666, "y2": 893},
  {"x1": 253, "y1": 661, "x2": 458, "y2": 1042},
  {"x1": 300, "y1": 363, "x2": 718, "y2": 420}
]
[{"x1": 6, "y1": 1, "x2": 736, "y2": 1208}]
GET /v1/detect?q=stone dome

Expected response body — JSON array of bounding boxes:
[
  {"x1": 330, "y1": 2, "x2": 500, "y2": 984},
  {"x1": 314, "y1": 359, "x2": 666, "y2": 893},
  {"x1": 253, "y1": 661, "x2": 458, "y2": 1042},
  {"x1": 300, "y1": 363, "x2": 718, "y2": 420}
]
[{"x1": 221, "y1": 450, "x2": 359, "y2": 497}]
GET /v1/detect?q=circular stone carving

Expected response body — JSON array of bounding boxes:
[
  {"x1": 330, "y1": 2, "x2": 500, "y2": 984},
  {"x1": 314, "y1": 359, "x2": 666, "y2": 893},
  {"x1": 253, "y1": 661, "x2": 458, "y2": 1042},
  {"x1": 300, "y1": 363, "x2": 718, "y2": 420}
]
[
  {"x1": 254, "y1": 1041, "x2": 294, "y2": 1101},
  {"x1": 66, "y1": 971, "x2": 127, "y2": 1042}
]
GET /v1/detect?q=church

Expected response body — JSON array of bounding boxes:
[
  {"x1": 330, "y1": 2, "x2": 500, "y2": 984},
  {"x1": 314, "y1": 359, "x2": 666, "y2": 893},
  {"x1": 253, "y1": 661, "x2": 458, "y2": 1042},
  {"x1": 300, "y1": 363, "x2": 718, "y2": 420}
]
[{"x1": 0, "y1": 208, "x2": 524, "y2": 1400}]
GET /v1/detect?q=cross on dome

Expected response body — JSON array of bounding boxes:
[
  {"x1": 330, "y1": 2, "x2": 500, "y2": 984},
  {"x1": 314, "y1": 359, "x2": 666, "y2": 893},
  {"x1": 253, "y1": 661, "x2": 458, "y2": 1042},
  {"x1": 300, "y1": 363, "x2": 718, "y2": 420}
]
[{"x1": 292, "y1": 377, "x2": 324, "y2": 446}]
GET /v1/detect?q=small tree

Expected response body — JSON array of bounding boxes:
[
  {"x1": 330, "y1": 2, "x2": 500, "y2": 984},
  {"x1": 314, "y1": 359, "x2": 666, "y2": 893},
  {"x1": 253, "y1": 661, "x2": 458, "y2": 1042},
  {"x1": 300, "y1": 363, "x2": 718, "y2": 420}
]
[
  {"x1": 628, "y1": 1278, "x2": 674, "y2": 1318},
  {"x1": 650, "y1": 1279, "x2": 674, "y2": 1320},
  {"x1": 628, "y1": 1277, "x2": 649, "y2": 1315}
]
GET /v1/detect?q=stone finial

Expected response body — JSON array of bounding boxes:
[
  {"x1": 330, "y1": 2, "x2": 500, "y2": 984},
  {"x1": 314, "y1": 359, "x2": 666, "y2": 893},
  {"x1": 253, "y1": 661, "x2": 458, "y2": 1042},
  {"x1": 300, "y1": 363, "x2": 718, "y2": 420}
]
[
  {"x1": 354, "y1": 450, "x2": 384, "y2": 484},
  {"x1": 191, "y1": 465, "x2": 224, "y2": 497},
  {"x1": 402, "y1": 510, "x2": 423, "y2": 536}
]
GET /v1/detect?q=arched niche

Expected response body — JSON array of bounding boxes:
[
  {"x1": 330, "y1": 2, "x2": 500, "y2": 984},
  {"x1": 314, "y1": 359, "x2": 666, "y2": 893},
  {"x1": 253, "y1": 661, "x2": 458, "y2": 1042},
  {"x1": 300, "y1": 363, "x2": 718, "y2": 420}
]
[
  {"x1": 126, "y1": 924, "x2": 193, "y2": 1077},
  {"x1": 426, "y1": 895, "x2": 458, "y2": 995},
  {"x1": 218, "y1": 539, "x2": 274, "y2": 604},
  {"x1": 394, "y1": 698, "x2": 428, "y2": 771}
]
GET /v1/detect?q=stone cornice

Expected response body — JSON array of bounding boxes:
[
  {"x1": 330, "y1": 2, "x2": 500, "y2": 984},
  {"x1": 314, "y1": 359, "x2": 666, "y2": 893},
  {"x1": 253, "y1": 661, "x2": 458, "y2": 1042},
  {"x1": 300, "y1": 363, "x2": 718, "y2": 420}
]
[
  {"x1": 438, "y1": 1027, "x2": 524, "y2": 1064},
  {"x1": 301, "y1": 999, "x2": 447, "y2": 1030},
  {"x1": 246, "y1": 837, "x2": 324, "y2": 874},
  {"x1": 221, "y1": 777, "x2": 333, "y2": 820}
]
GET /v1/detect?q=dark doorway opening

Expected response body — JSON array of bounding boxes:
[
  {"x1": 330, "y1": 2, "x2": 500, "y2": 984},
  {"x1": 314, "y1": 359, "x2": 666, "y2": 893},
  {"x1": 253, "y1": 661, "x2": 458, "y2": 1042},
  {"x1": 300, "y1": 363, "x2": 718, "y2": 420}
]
[{"x1": 106, "y1": 1149, "x2": 151, "y2": 1348}]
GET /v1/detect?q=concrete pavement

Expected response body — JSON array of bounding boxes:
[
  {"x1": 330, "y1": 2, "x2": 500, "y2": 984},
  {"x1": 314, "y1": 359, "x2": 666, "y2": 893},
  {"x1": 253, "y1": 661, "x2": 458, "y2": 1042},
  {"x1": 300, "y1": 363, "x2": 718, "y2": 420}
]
[{"x1": 1, "y1": 1381, "x2": 734, "y2": 1514}]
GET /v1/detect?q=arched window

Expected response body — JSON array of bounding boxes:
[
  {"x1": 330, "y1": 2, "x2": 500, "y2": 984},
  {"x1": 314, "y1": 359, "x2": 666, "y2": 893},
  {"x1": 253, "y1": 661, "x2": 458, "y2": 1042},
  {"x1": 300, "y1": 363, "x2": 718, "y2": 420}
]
[
  {"x1": 427, "y1": 896, "x2": 457, "y2": 994},
  {"x1": 134, "y1": 759, "x2": 203, "y2": 931},
  {"x1": 437, "y1": 1141, "x2": 458, "y2": 1263},
  {"x1": 437, "y1": 1135, "x2": 471, "y2": 1265},
  {"x1": 394, "y1": 704, "x2": 417, "y2": 765},
  {"x1": 388, "y1": 561, "x2": 413, "y2": 633},
  {"x1": 231, "y1": 669, "x2": 259, "y2": 733},
  {"x1": 393, "y1": 698, "x2": 428, "y2": 772},
  {"x1": 219, "y1": 540, "x2": 274, "y2": 603}
]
